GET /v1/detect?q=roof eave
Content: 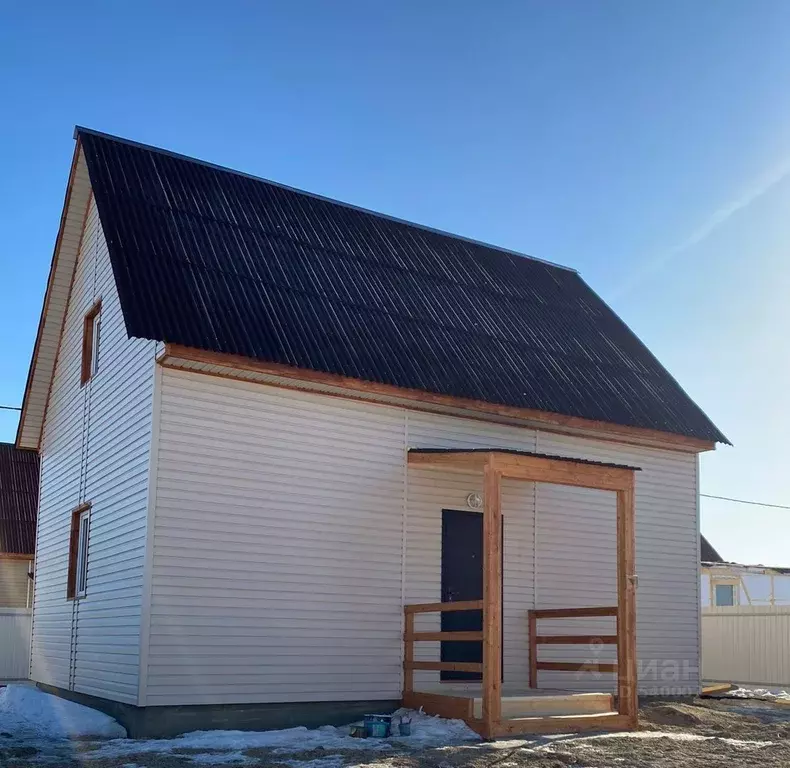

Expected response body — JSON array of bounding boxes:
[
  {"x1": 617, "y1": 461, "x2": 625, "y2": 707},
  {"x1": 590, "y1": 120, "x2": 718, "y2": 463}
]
[{"x1": 162, "y1": 343, "x2": 720, "y2": 454}]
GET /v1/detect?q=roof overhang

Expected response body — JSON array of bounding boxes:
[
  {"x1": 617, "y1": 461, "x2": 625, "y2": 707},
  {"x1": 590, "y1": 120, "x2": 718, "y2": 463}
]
[
  {"x1": 161, "y1": 344, "x2": 717, "y2": 454},
  {"x1": 16, "y1": 137, "x2": 91, "y2": 450},
  {"x1": 407, "y1": 448, "x2": 638, "y2": 492},
  {"x1": 702, "y1": 561, "x2": 790, "y2": 575}
]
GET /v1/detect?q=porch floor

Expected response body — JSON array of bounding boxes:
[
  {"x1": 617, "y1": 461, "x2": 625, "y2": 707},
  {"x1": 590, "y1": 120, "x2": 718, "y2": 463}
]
[
  {"x1": 403, "y1": 686, "x2": 627, "y2": 736},
  {"x1": 413, "y1": 684, "x2": 615, "y2": 720}
]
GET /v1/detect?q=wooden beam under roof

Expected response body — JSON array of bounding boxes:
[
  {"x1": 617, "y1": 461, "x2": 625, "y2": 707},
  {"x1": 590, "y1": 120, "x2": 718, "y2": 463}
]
[{"x1": 407, "y1": 449, "x2": 636, "y2": 492}]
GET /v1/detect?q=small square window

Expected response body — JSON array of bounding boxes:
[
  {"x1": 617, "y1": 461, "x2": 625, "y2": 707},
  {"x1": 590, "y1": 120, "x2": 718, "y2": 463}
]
[
  {"x1": 81, "y1": 300, "x2": 102, "y2": 385},
  {"x1": 714, "y1": 584, "x2": 735, "y2": 606},
  {"x1": 67, "y1": 504, "x2": 91, "y2": 599}
]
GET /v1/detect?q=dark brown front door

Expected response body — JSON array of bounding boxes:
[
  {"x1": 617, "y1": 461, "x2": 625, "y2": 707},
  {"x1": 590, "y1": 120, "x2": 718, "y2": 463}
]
[{"x1": 440, "y1": 508, "x2": 503, "y2": 681}]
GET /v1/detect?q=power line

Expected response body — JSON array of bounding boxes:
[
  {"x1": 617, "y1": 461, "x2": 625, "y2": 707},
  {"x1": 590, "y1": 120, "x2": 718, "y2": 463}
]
[
  {"x1": 701, "y1": 493, "x2": 790, "y2": 511},
  {"x1": 0, "y1": 405, "x2": 21, "y2": 411}
]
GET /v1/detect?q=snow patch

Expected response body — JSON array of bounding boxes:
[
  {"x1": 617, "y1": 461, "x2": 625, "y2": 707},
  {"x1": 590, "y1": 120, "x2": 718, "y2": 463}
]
[
  {"x1": 0, "y1": 684, "x2": 126, "y2": 739},
  {"x1": 186, "y1": 751, "x2": 251, "y2": 764},
  {"x1": 388, "y1": 708, "x2": 480, "y2": 746},
  {"x1": 728, "y1": 686, "x2": 790, "y2": 700},
  {"x1": 88, "y1": 708, "x2": 478, "y2": 761},
  {"x1": 566, "y1": 730, "x2": 774, "y2": 748},
  {"x1": 283, "y1": 757, "x2": 345, "y2": 768}
]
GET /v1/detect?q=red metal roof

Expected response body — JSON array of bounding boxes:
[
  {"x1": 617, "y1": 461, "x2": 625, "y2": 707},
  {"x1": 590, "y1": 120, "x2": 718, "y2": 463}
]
[{"x1": 0, "y1": 442, "x2": 39, "y2": 556}]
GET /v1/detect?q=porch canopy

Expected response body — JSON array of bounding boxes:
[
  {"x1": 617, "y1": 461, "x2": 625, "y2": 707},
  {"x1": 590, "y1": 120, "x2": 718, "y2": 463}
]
[{"x1": 406, "y1": 448, "x2": 640, "y2": 738}]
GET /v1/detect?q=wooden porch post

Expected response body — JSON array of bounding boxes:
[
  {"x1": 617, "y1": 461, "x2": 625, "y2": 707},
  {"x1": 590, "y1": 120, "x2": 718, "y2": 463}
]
[
  {"x1": 482, "y1": 460, "x2": 502, "y2": 738},
  {"x1": 616, "y1": 482, "x2": 638, "y2": 725}
]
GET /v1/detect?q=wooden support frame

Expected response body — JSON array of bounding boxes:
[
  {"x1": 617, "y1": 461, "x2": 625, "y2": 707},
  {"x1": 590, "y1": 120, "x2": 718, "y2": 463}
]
[
  {"x1": 0, "y1": 553, "x2": 35, "y2": 562},
  {"x1": 481, "y1": 459, "x2": 502, "y2": 737},
  {"x1": 404, "y1": 448, "x2": 639, "y2": 738},
  {"x1": 616, "y1": 485, "x2": 638, "y2": 725}
]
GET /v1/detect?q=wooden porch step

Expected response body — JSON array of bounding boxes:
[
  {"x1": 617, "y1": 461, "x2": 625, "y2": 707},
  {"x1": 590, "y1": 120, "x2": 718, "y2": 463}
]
[
  {"x1": 473, "y1": 692, "x2": 614, "y2": 719},
  {"x1": 491, "y1": 711, "x2": 628, "y2": 737}
]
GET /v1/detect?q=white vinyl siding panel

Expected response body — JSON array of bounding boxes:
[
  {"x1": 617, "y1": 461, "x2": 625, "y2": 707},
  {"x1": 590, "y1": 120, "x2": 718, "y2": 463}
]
[
  {"x1": 147, "y1": 370, "x2": 700, "y2": 704},
  {"x1": 17, "y1": 149, "x2": 93, "y2": 450},
  {"x1": 30, "y1": 197, "x2": 156, "y2": 703},
  {"x1": 404, "y1": 413, "x2": 537, "y2": 692},
  {"x1": 0, "y1": 560, "x2": 32, "y2": 608},
  {"x1": 405, "y1": 469, "x2": 536, "y2": 692},
  {"x1": 147, "y1": 371, "x2": 406, "y2": 705},
  {"x1": 534, "y1": 432, "x2": 699, "y2": 695}
]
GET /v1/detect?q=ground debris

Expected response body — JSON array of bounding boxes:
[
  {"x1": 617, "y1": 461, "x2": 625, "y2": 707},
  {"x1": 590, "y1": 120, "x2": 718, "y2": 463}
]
[{"x1": 3, "y1": 699, "x2": 790, "y2": 768}]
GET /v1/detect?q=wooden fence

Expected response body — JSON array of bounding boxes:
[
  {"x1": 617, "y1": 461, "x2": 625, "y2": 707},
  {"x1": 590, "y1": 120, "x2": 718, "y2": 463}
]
[
  {"x1": 402, "y1": 600, "x2": 484, "y2": 693},
  {"x1": 0, "y1": 608, "x2": 31, "y2": 680},
  {"x1": 528, "y1": 606, "x2": 619, "y2": 687},
  {"x1": 702, "y1": 606, "x2": 790, "y2": 687}
]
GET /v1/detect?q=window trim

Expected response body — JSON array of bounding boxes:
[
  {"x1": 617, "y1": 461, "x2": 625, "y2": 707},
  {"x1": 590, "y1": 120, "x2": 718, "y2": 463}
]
[
  {"x1": 713, "y1": 580, "x2": 737, "y2": 607},
  {"x1": 66, "y1": 503, "x2": 91, "y2": 600},
  {"x1": 80, "y1": 300, "x2": 102, "y2": 386}
]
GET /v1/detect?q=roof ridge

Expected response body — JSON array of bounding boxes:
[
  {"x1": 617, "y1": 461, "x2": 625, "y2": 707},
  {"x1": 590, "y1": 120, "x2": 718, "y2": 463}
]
[{"x1": 74, "y1": 126, "x2": 577, "y2": 274}]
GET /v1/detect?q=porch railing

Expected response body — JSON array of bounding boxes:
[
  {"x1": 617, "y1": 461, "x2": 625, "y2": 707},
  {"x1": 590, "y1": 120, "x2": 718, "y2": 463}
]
[
  {"x1": 528, "y1": 606, "x2": 619, "y2": 688},
  {"x1": 403, "y1": 600, "x2": 484, "y2": 693}
]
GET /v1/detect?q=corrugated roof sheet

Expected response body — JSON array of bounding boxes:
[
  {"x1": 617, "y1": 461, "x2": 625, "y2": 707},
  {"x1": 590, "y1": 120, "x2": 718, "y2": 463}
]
[
  {"x1": 78, "y1": 128, "x2": 728, "y2": 444},
  {"x1": 0, "y1": 442, "x2": 39, "y2": 556}
]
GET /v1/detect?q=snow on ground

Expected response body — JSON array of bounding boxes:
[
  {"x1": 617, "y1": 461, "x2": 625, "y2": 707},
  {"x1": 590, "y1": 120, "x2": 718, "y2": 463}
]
[
  {"x1": 2, "y1": 688, "x2": 790, "y2": 768},
  {"x1": 88, "y1": 708, "x2": 479, "y2": 761},
  {"x1": 458, "y1": 729, "x2": 775, "y2": 752},
  {"x1": 187, "y1": 752, "x2": 251, "y2": 765},
  {"x1": 283, "y1": 757, "x2": 345, "y2": 768},
  {"x1": 727, "y1": 686, "x2": 790, "y2": 700},
  {"x1": 0, "y1": 683, "x2": 126, "y2": 739},
  {"x1": 572, "y1": 730, "x2": 775, "y2": 747},
  {"x1": 0, "y1": 686, "x2": 478, "y2": 765}
]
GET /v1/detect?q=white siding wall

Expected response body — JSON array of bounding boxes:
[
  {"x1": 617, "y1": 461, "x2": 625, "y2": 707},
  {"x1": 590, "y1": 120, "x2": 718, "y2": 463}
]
[
  {"x1": 0, "y1": 609, "x2": 32, "y2": 679},
  {"x1": 0, "y1": 559, "x2": 32, "y2": 608},
  {"x1": 534, "y1": 433, "x2": 699, "y2": 695},
  {"x1": 146, "y1": 368, "x2": 700, "y2": 704},
  {"x1": 144, "y1": 371, "x2": 406, "y2": 705},
  {"x1": 405, "y1": 413, "x2": 537, "y2": 692},
  {"x1": 31, "y1": 198, "x2": 156, "y2": 703}
]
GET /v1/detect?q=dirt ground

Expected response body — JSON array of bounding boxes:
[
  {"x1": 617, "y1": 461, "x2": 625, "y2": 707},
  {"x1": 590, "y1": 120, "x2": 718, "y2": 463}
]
[{"x1": 2, "y1": 697, "x2": 790, "y2": 768}]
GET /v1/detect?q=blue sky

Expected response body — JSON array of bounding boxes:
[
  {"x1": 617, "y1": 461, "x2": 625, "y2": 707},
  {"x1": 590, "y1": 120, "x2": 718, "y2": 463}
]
[{"x1": 2, "y1": 1, "x2": 790, "y2": 564}]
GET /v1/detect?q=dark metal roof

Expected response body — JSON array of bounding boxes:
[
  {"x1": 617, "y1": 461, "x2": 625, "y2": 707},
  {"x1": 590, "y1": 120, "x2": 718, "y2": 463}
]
[
  {"x1": 700, "y1": 534, "x2": 725, "y2": 563},
  {"x1": 0, "y1": 442, "x2": 39, "y2": 556},
  {"x1": 408, "y1": 448, "x2": 640, "y2": 471},
  {"x1": 77, "y1": 128, "x2": 728, "y2": 444}
]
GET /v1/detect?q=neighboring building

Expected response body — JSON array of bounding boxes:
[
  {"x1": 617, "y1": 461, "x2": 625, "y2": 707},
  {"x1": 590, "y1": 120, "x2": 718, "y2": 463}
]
[
  {"x1": 0, "y1": 441, "x2": 38, "y2": 681},
  {"x1": 701, "y1": 535, "x2": 790, "y2": 607},
  {"x1": 0, "y1": 442, "x2": 39, "y2": 608},
  {"x1": 16, "y1": 128, "x2": 727, "y2": 737}
]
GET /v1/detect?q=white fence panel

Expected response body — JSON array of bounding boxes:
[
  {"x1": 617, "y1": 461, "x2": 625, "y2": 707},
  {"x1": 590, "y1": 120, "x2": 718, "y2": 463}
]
[
  {"x1": 0, "y1": 609, "x2": 31, "y2": 680},
  {"x1": 702, "y1": 606, "x2": 790, "y2": 687}
]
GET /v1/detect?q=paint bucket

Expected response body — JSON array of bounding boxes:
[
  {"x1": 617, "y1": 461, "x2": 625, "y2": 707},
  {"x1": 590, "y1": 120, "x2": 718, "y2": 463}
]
[
  {"x1": 364, "y1": 714, "x2": 392, "y2": 738},
  {"x1": 398, "y1": 718, "x2": 412, "y2": 736},
  {"x1": 349, "y1": 724, "x2": 366, "y2": 738}
]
